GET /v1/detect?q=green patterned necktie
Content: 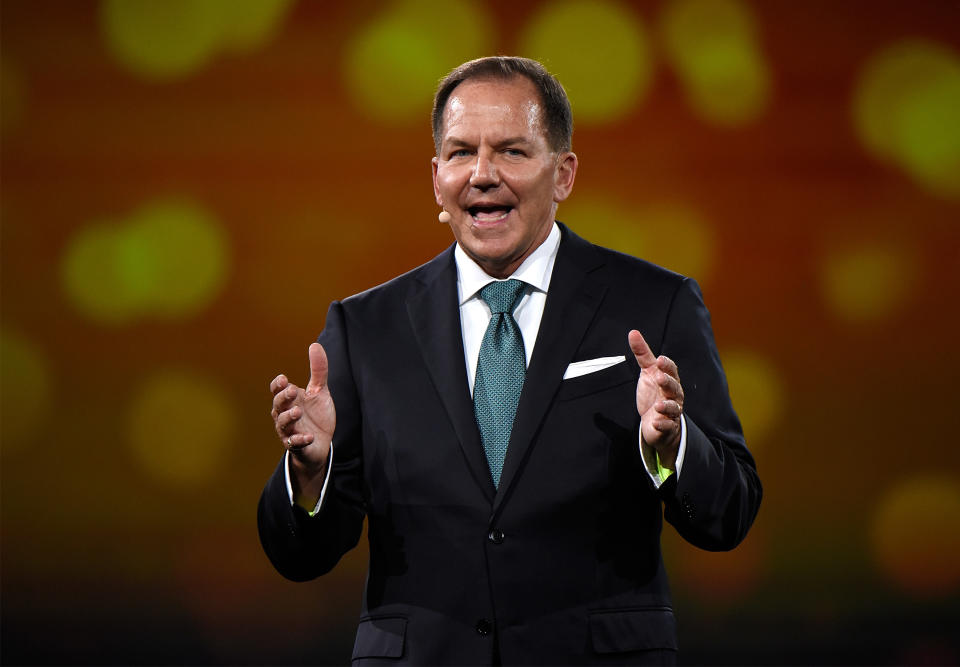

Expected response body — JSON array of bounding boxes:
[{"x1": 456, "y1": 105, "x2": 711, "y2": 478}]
[{"x1": 474, "y1": 279, "x2": 527, "y2": 488}]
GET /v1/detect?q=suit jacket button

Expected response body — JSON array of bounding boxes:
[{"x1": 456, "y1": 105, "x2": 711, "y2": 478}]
[
  {"x1": 488, "y1": 529, "x2": 504, "y2": 545},
  {"x1": 475, "y1": 619, "x2": 493, "y2": 636}
]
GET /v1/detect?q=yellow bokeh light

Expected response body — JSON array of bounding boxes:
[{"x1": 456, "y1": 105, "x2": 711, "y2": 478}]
[
  {"x1": 518, "y1": 0, "x2": 652, "y2": 124},
  {"x1": 560, "y1": 196, "x2": 716, "y2": 283},
  {"x1": 119, "y1": 199, "x2": 230, "y2": 320},
  {"x1": 854, "y1": 39, "x2": 960, "y2": 199},
  {"x1": 344, "y1": 0, "x2": 493, "y2": 123},
  {"x1": 872, "y1": 475, "x2": 960, "y2": 597},
  {"x1": 720, "y1": 348, "x2": 784, "y2": 446},
  {"x1": 820, "y1": 240, "x2": 917, "y2": 323},
  {"x1": 659, "y1": 0, "x2": 771, "y2": 126},
  {"x1": 220, "y1": 0, "x2": 294, "y2": 53},
  {"x1": 101, "y1": 0, "x2": 225, "y2": 79},
  {"x1": 100, "y1": 0, "x2": 293, "y2": 80},
  {"x1": 61, "y1": 221, "x2": 144, "y2": 325},
  {"x1": 127, "y1": 369, "x2": 236, "y2": 487},
  {"x1": 61, "y1": 197, "x2": 229, "y2": 325},
  {"x1": 0, "y1": 329, "x2": 52, "y2": 451}
]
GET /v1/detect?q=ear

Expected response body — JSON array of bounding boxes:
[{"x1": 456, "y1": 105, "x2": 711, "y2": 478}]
[
  {"x1": 552, "y1": 151, "x2": 578, "y2": 202},
  {"x1": 431, "y1": 156, "x2": 443, "y2": 207}
]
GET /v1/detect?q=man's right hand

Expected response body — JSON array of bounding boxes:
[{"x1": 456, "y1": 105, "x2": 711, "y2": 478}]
[{"x1": 270, "y1": 342, "x2": 336, "y2": 505}]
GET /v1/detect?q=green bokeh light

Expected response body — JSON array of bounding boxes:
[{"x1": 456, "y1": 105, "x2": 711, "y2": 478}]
[
  {"x1": 820, "y1": 240, "x2": 917, "y2": 323},
  {"x1": 62, "y1": 221, "x2": 143, "y2": 324},
  {"x1": 127, "y1": 369, "x2": 236, "y2": 486},
  {"x1": 120, "y1": 199, "x2": 230, "y2": 319},
  {"x1": 344, "y1": 0, "x2": 493, "y2": 123},
  {"x1": 0, "y1": 329, "x2": 52, "y2": 451},
  {"x1": 221, "y1": 0, "x2": 294, "y2": 53},
  {"x1": 100, "y1": 0, "x2": 293, "y2": 80},
  {"x1": 854, "y1": 40, "x2": 960, "y2": 199},
  {"x1": 101, "y1": 0, "x2": 225, "y2": 79},
  {"x1": 660, "y1": 0, "x2": 770, "y2": 126},
  {"x1": 560, "y1": 196, "x2": 716, "y2": 283},
  {"x1": 720, "y1": 348, "x2": 784, "y2": 446},
  {"x1": 61, "y1": 198, "x2": 229, "y2": 325},
  {"x1": 872, "y1": 475, "x2": 960, "y2": 597},
  {"x1": 519, "y1": 0, "x2": 652, "y2": 125}
]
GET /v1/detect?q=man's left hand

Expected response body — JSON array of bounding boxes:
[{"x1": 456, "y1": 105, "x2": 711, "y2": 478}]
[{"x1": 629, "y1": 329, "x2": 684, "y2": 470}]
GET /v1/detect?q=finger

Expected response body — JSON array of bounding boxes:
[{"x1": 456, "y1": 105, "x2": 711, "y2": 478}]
[
  {"x1": 651, "y1": 416, "x2": 681, "y2": 433},
  {"x1": 656, "y1": 355, "x2": 679, "y2": 381},
  {"x1": 306, "y1": 342, "x2": 328, "y2": 395},
  {"x1": 655, "y1": 399, "x2": 682, "y2": 419},
  {"x1": 276, "y1": 405, "x2": 302, "y2": 435},
  {"x1": 628, "y1": 330, "x2": 657, "y2": 370},
  {"x1": 656, "y1": 372, "x2": 684, "y2": 401},
  {"x1": 286, "y1": 432, "x2": 316, "y2": 450},
  {"x1": 272, "y1": 383, "x2": 300, "y2": 415},
  {"x1": 270, "y1": 374, "x2": 288, "y2": 394}
]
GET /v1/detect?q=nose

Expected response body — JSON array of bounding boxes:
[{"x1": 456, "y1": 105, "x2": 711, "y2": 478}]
[{"x1": 469, "y1": 151, "x2": 499, "y2": 190}]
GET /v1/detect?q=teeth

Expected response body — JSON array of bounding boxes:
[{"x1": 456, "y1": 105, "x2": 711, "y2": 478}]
[{"x1": 471, "y1": 209, "x2": 510, "y2": 222}]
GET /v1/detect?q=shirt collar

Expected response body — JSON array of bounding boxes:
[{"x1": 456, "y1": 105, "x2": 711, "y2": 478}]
[{"x1": 455, "y1": 222, "x2": 561, "y2": 306}]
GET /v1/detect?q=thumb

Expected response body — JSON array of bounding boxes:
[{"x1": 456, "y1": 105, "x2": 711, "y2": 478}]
[
  {"x1": 628, "y1": 329, "x2": 657, "y2": 370},
  {"x1": 306, "y1": 342, "x2": 328, "y2": 394}
]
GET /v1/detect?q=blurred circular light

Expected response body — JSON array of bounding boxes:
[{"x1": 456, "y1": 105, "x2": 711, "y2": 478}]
[
  {"x1": 854, "y1": 39, "x2": 960, "y2": 198},
  {"x1": 220, "y1": 0, "x2": 294, "y2": 53},
  {"x1": 720, "y1": 348, "x2": 784, "y2": 445},
  {"x1": 519, "y1": 0, "x2": 652, "y2": 124},
  {"x1": 659, "y1": 0, "x2": 771, "y2": 125},
  {"x1": 560, "y1": 196, "x2": 716, "y2": 283},
  {"x1": 872, "y1": 475, "x2": 960, "y2": 597},
  {"x1": 101, "y1": 0, "x2": 225, "y2": 79},
  {"x1": 119, "y1": 198, "x2": 230, "y2": 320},
  {"x1": 62, "y1": 221, "x2": 143, "y2": 324},
  {"x1": 127, "y1": 369, "x2": 236, "y2": 486},
  {"x1": 0, "y1": 329, "x2": 52, "y2": 451},
  {"x1": 344, "y1": 0, "x2": 494, "y2": 123},
  {"x1": 61, "y1": 197, "x2": 229, "y2": 325},
  {"x1": 100, "y1": 0, "x2": 293, "y2": 79},
  {"x1": 820, "y1": 240, "x2": 917, "y2": 323}
]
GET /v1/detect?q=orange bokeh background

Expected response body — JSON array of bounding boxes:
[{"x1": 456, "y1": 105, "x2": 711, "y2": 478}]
[{"x1": 2, "y1": 1, "x2": 958, "y2": 664}]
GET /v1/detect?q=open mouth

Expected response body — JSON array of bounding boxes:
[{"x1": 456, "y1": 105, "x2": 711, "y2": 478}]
[{"x1": 468, "y1": 205, "x2": 513, "y2": 222}]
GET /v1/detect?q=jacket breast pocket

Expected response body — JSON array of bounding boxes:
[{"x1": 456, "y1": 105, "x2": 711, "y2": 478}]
[
  {"x1": 556, "y1": 360, "x2": 636, "y2": 402},
  {"x1": 352, "y1": 615, "x2": 406, "y2": 661},
  {"x1": 589, "y1": 607, "x2": 678, "y2": 653}
]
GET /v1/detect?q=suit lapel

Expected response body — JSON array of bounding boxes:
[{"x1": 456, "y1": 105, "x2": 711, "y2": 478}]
[
  {"x1": 406, "y1": 247, "x2": 496, "y2": 504},
  {"x1": 493, "y1": 225, "x2": 607, "y2": 517}
]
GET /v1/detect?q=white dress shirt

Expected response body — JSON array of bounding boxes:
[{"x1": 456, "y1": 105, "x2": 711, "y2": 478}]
[
  {"x1": 287, "y1": 223, "x2": 685, "y2": 512},
  {"x1": 455, "y1": 222, "x2": 560, "y2": 395}
]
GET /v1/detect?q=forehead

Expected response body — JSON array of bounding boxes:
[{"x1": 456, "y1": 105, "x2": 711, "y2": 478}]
[{"x1": 441, "y1": 76, "x2": 546, "y2": 143}]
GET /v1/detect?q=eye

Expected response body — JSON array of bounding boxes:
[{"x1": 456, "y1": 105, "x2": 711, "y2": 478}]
[
  {"x1": 449, "y1": 148, "x2": 472, "y2": 158},
  {"x1": 504, "y1": 148, "x2": 525, "y2": 157}
]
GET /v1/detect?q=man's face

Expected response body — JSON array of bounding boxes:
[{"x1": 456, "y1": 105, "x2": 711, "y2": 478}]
[{"x1": 432, "y1": 76, "x2": 577, "y2": 278}]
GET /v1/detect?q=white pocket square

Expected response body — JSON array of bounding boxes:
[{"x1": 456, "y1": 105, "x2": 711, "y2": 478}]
[{"x1": 562, "y1": 356, "x2": 627, "y2": 380}]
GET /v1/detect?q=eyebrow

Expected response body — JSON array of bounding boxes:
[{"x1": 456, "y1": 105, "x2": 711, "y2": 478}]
[{"x1": 443, "y1": 136, "x2": 533, "y2": 149}]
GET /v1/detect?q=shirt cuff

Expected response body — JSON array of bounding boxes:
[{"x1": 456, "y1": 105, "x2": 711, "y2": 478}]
[
  {"x1": 284, "y1": 442, "x2": 333, "y2": 516},
  {"x1": 640, "y1": 414, "x2": 687, "y2": 489}
]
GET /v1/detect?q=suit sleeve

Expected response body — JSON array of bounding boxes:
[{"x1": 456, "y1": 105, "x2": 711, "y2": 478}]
[
  {"x1": 257, "y1": 301, "x2": 366, "y2": 581},
  {"x1": 658, "y1": 278, "x2": 762, "y2": 551}
]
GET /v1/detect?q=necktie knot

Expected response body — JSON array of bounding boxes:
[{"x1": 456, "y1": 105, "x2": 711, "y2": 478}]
[{"x1": 480, "y1": 279, "x2": 525, "y2": 315}]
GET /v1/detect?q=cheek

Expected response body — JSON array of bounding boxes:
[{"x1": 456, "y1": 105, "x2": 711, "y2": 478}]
[{"x1": 436, "y1": 170, "x2": 466, "y2": 197}]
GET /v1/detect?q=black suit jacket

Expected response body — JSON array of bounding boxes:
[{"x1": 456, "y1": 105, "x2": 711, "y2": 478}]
[{"x1": 258, "y1": 223, "x2": 761, "y2": 664}]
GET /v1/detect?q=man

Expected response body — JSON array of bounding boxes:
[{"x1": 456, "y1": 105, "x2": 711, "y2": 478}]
[{"x1": 259, "y1": 57, "x2": 761, "y2": 665}]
